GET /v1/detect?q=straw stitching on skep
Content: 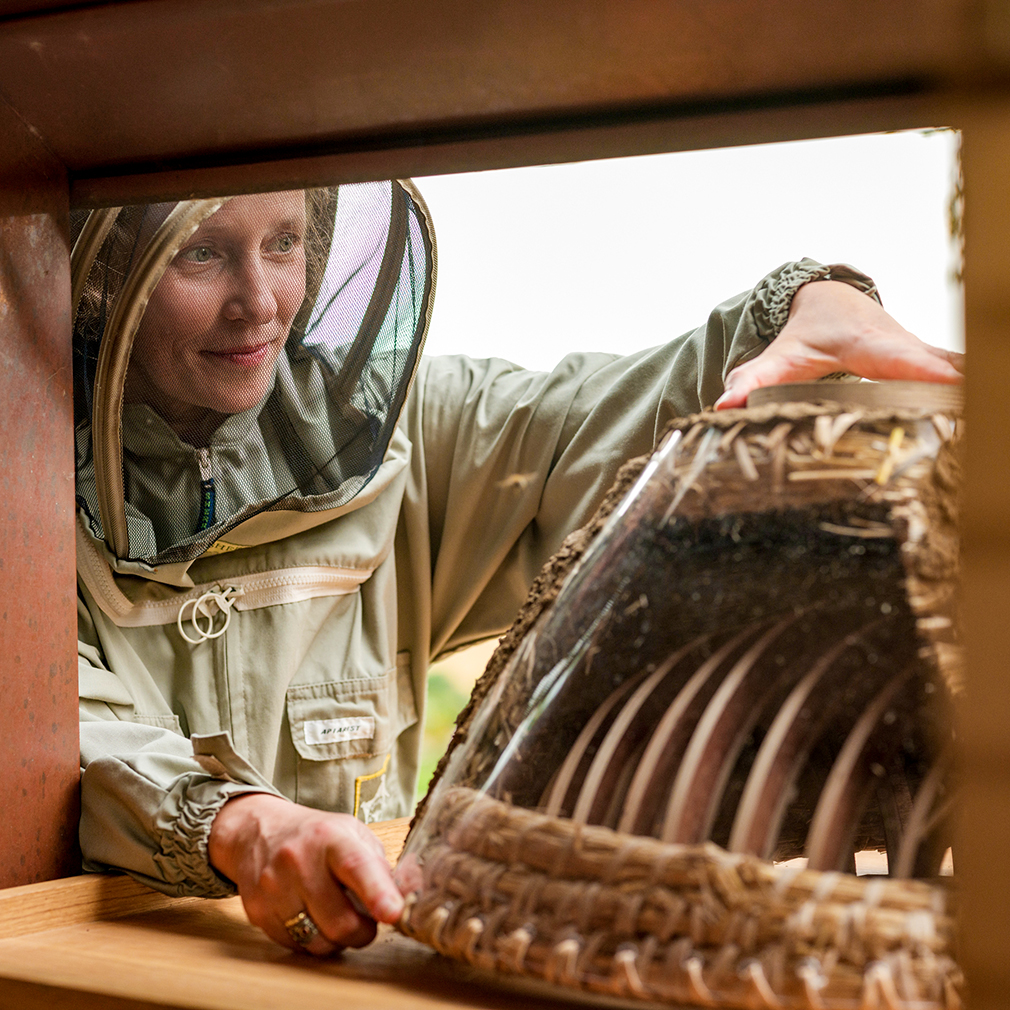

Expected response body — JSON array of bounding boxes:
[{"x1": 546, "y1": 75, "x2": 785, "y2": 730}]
[{"x1": 402, "y1": 788, "x2": 961, "y2": 1010}]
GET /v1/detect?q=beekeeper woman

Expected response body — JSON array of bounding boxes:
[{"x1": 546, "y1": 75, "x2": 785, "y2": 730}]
[{"x1": 72, "y1": 182, "x2": 961, "y2": 956}]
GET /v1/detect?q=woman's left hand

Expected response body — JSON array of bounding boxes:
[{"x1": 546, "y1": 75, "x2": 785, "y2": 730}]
[
  {"x1": 208, "y1": 792, "x2": 404, "y2": 956},
  {"x1": 715, "y1": 279, "x2": 964, "y2": 410}
]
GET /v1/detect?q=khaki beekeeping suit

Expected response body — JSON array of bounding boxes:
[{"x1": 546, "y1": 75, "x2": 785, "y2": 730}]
[{"x1": 72, "y1": 179, "x2": 876, "y2": 895}]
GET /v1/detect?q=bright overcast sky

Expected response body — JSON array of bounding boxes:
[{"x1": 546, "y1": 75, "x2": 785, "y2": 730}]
[{"x1": 416, "y1": 129, "x2": 962, "y2": 373}]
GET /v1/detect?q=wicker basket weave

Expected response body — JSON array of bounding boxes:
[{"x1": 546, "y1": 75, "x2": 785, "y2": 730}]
[
  {"x1": 401, "y1": 786, "x2": 960, "y2": 1010},
  {"x1": 400, "y1": 387, "x2": 963, "y2": 1010}
]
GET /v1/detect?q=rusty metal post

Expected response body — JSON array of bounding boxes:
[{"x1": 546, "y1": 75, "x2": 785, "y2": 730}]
[{"x1": 0, "y1": 101, "x2": 78, "y2": 886}]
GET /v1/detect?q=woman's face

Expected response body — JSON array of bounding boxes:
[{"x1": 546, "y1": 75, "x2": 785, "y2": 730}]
[{"x1": 129, "y1": 191, "x2": 307, "y2": 439}]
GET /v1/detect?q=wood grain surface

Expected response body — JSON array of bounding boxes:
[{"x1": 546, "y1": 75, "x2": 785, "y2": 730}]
[
  {"x1": 0, "y1": 0, "x2": 993, "y2": 204},
  {"x1": 958, "y1": 96, "x2": 1010, "y2": 1010},
  {"x1": 0, "y1": 818, "x2": 591, "y2": 1010}
]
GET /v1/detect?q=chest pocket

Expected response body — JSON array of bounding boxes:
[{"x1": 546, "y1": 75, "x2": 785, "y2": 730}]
[
  {"x1": 286, "y1": 658, "x2": 417, "y2": 810},
  {"x1": 287, "y1": 672, "x2": 395, "y2": 762}
]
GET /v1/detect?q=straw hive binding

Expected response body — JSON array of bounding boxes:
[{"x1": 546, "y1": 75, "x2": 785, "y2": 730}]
[{"x1": 400, "y1": 391, "x2": 963, "y2": 1010}]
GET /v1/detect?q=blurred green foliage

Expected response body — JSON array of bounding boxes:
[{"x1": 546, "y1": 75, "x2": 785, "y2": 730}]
[{"x1": 417, "y1": 669, "x2": 471, "y2": 795}]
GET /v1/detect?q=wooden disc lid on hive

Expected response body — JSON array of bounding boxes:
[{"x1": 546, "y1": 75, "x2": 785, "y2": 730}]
[{"x1": 398, "y1": 381, "x2": 963, "y2": 1010}]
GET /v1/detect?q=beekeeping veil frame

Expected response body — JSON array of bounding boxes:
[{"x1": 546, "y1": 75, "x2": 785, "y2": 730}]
[{"x1": 71, "y1": 181, "x2": 435, "y2": 571}]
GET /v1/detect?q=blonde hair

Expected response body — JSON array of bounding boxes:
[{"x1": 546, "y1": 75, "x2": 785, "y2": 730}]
[{"x1": 295, "y1": 187, "x2": 339, "y2": 336}]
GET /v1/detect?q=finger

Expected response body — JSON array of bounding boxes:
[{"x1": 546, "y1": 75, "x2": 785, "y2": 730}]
[
  {"x1": 280, "y1": 908, "x2": 342, "y2": 957},
  {"x1": 932, "y1": 347, "x2": 965, "y2": 374},
  {"x1": 363, "y1": 827, "x2": 387, "y2": 860},
  {"x1": 239, "y1": 863, "x2": 348, "y2": 956},
  {"x1": 715, "y1": 350, "x2": 813, "y2": 410},
  {"x1": 318, "y1": 897, "x2": 378, "y2": 949},
  {"x1": 844, "y1": 339, "x2": 964, "y2": 385},
  {"x1": 300, "y1": 877, "x2": 380, "y2": 949},
  {"x1": 241, "y1": 892, "x2": 340, "y2": 957},
  {"x1": 716, "y1": 336, "x2": 964, "y2": 411},
  {"x1": 326, "y1": 827, "x2": 404, "y2": 924}
]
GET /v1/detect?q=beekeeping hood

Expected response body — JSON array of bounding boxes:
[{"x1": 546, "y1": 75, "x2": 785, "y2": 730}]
[{"x1": 71, "y1": 181, "x2": 434, "y2": 579}]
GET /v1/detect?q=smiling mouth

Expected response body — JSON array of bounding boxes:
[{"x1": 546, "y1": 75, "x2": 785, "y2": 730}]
[{"x1": 203, "y1": 342, "x2": 274, "y2": 366}]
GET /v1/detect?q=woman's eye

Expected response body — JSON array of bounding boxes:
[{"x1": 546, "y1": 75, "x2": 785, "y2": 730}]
[
  {"x1": 270, "y1": 233, "x2": 298, "y2": 254},
  {"x1": 179, "y1": 245, "x2": 216, "y2": 263}
]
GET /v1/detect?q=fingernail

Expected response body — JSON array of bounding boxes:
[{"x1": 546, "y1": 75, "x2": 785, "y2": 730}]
[{"x1": 376, "y1": 895, "x2": 403, "y2": 921}]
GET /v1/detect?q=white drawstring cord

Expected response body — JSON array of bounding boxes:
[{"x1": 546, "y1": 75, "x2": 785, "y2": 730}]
[{"x1": 177, "y1": 586, "x2": 243, "y2": 644}]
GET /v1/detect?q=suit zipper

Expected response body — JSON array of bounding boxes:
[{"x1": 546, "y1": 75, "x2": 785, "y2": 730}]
[{"x1": 196, "y1": 447, "x2": 216, "y2": 532}]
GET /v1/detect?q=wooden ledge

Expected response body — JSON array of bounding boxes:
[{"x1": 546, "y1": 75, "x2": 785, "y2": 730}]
[
  {"x1": 0, "y1": 817, "x2": 412, "y2": 943},
  {"x1": 0, "y1": 816, "x2": 658, "y2": 1008}
]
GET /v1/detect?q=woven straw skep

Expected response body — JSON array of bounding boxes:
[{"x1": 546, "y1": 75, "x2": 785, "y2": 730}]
[
  {"x1": 401, "y1": 788, "x2": 960, "y2": 1010},
  {"x1": 403, "y1": 400, "x2": 963, "y2": 1010}
]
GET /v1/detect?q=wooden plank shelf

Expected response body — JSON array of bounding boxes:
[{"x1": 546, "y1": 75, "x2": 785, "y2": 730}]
[{"x1": 0, "y1": 817, "x2": 586, "y2": 1009}]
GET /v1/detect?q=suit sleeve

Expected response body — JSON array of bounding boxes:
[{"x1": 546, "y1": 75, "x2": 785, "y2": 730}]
[
  {"x1": 78, "y1": 594, "x2": 284, "y2": 897},
  {"x1": 403, "y1": 259, "x2": 878, "y2": 657}
]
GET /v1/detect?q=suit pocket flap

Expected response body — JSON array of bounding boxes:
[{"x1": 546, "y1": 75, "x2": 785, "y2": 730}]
[
  {"x1": 133, "y1": 713, "x2": 184, "y2": 735},
  {"x1": 287, "y1": 671, "x2": 394, "y2": 762}
]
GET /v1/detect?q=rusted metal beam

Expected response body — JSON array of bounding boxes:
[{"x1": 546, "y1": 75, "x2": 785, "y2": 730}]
[{"x1": 0, "y1": 98, "x2": 78, "y2": 887}]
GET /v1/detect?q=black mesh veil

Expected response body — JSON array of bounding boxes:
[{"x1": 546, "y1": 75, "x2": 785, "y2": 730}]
[{"x1": 71, "y1": 181, "x2": 435, "y2": 566}]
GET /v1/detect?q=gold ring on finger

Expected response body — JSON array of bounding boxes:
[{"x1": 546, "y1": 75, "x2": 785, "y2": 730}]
[{"x1": 283, "y1": 910, "x2": 320, "y2": 947}]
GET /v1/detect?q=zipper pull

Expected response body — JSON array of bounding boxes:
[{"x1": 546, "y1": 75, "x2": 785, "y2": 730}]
[{"x1": 196, "y1": 448, "x2": 216, "y2": 532}]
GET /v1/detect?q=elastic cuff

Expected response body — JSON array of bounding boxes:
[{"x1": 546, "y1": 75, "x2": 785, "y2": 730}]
[
  {"x1": 154, "y1": 779, "x2": 279, "y2": 897},
  {"x1": 757, "y1": 262, "x2": 881, "y2": 340}
]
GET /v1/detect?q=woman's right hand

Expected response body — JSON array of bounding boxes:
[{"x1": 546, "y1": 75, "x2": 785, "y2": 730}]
[
  {"x1": 208, "y1": 792, "x2": 404, "y2": 955},
  {"x1": 715, "y1": 279, "x2": 964, "y2": 409}
]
